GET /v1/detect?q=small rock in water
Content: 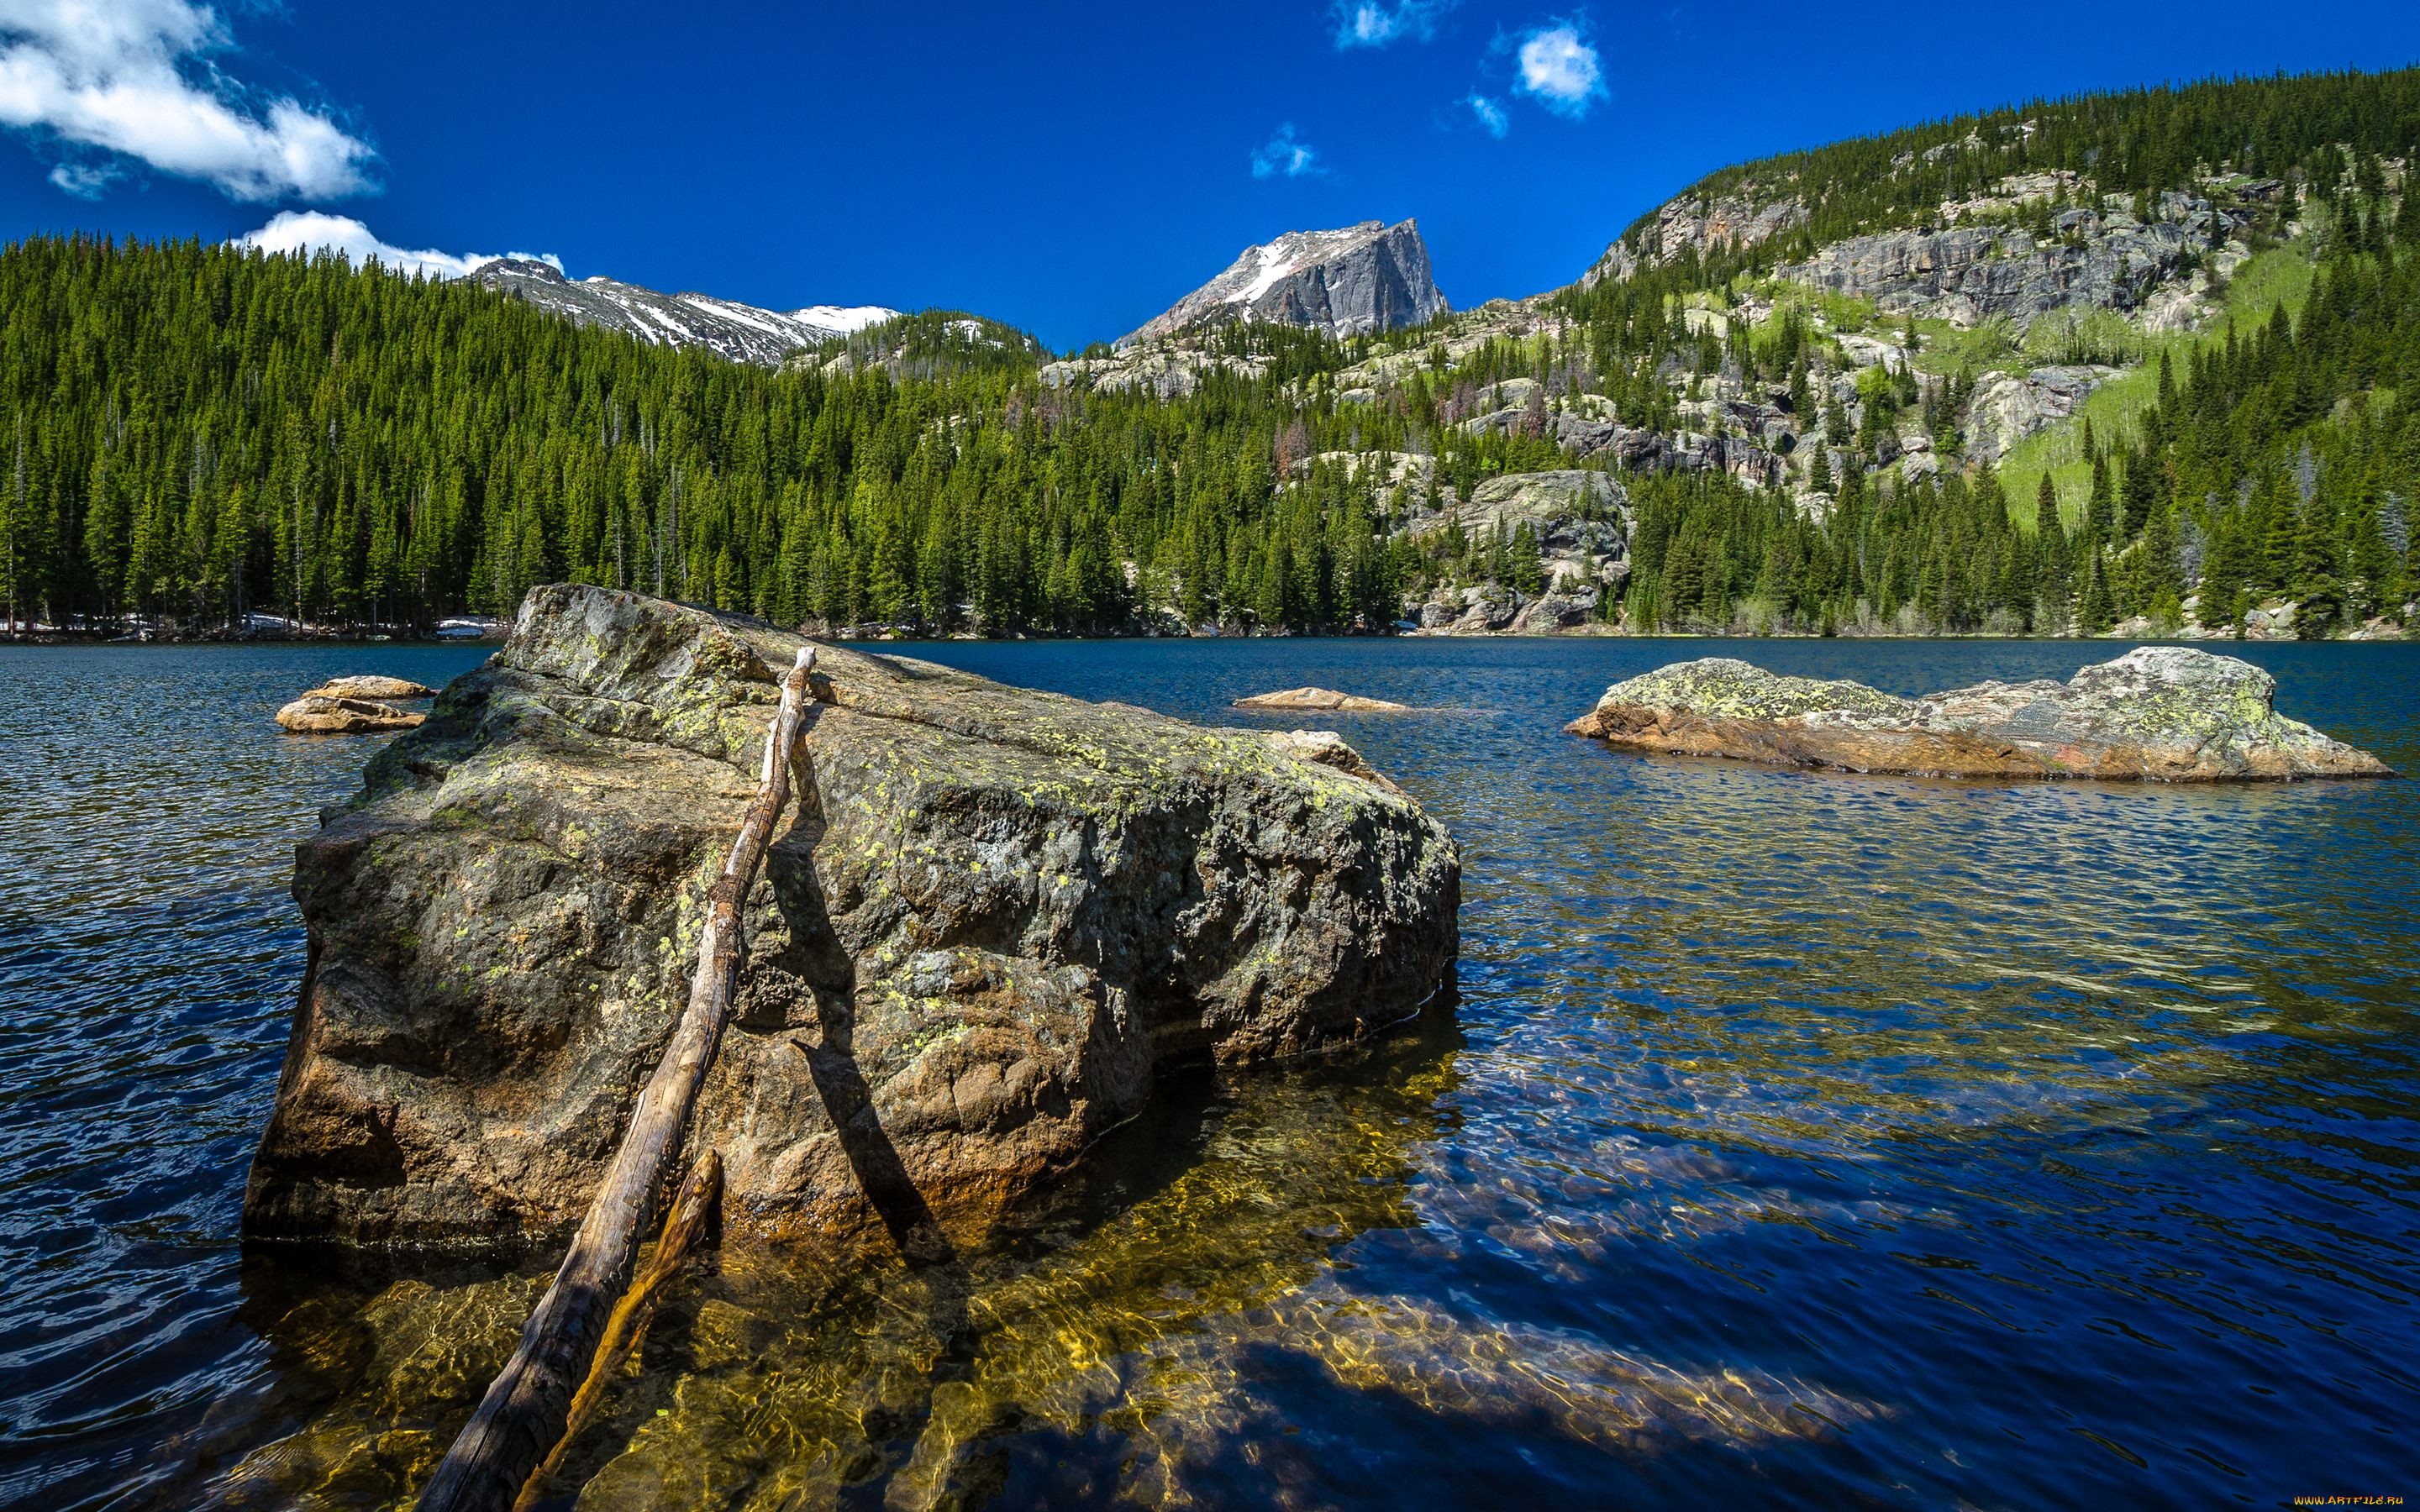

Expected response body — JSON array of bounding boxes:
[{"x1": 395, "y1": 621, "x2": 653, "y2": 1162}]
[
  {"x1": 273, "y1": 695, "x2": 428, "y2": 734},
  {"x1": 1234, "y1": 686, "x2": 1411, "y2": 712},
  {"x1": 302, "y1": 675, "x2": 436, "y2": 701},
  {"x1": 1565, "y1": 647, "x2": 2394, "y2": 781}
]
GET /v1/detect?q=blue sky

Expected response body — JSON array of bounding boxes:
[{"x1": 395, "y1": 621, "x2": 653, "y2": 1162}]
[{"x1": 3, "y1": 2, "x2": 2418, "y2": 352}]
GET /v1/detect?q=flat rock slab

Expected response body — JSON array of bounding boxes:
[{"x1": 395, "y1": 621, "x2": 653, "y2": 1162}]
[
  {"x1": 275, "y1": 695, "x2": 428, "y2": 734},
  {"x1": 1566, "y1": 648, "x2": 2394, "y2": 781},
  {"x1": 1234, "y1": 686, "x2": 1412, "y2": 712},
  {"x1": 303, "y1": 675, "x2": 436, "y2": 701},
  {"x1": 245, "y1": 585, "x2": 1460, "y2": 1253}
]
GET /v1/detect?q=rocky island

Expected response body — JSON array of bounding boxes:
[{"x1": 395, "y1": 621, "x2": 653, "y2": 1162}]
[
  {"x1": 1234, "y1": 687, "x2": 1412, "y2": 711},
  {"x1": 1566, "y1": 647, "x2": 2394, "y2": 780},
  {"x1": 243, "y1": 586, "x2": 1460, "y2": 1254}
]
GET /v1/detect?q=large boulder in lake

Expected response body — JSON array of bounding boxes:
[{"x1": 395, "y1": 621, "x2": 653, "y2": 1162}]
[
  {"x1": 244, "y1": 585, "x2": 1460, "y2": 1252},
  {"x1": 1565, "y1": 648, "x2": 2393, "y2": 780}
]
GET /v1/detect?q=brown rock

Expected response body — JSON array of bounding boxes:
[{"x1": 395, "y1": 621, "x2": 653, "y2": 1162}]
[
  {"x1": 244, "y1": 585, "x2": 1460, "y2": 1253},
  {"x1": 274, "y1": 696, "x2": 428, "y2": 734},
  {"x1": 1566, "y1": 648, "x2": 2394, "y2": 781},
  {"x1": 303, "y1": 675, "x2": 437, "y2": 701},
  {"x1": 1234, "y1": 686, "x2": 1411, "y2": 712}
]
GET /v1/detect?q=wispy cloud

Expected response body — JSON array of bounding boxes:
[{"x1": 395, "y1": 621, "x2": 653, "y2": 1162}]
[
  {"x1": 1512, "y1": 18, "x2": 1605, "y2": 118},
  {"x1": 1332, "y1": 0, "x2": 1452, "y2": 49},
  {"x1": 234, "y1": 212, "x2": 560, "y2": 281},
  {"x1": 1250, "y1": 123, "x2": 1323, "y2": 180},
  {"x1": 1465, "y1": 92, "x2": 1508, "y2": 139},
  {"x1": 0, "y1": 0, "x2": 375, "y2": 201}
]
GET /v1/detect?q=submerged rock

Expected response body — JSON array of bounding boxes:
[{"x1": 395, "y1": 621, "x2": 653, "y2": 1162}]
[
  {"x1": 1565, "y1": 648, "x2": 2394, "y2": 781},
  {"x1": 1234, "y1": 686, "x2": 1411, "y2": 712},
  {"x1": 274, "y1": 695, "x2": 428, "y2": 734},
  {"x1": 245, "y1": 585, "x2": 1460, "y2": 1252},
  {"x1": 303, "y1": 675, "x2": 437, "y2": 701}
]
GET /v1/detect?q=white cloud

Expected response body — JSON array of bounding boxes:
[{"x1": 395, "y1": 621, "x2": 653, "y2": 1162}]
[
  {"x1": 1513, "y1": 20, "x2": 1604, "y2": 118},
  {"x1": 1250, "y1": 123, "x2": 1323, "y2": 180},
  {"x1": 0, "y1": 0, "x2": 375, "y2": 201},
  {"x1": 1332, "y1": 0, "x2": 1451, "y2": 48},
  {"x1": 234, "y1": 212, "x2": 561, "y2": 281},
  {"x1": 1465, "y1": 92, "x2": 1508, "y2": 139}
]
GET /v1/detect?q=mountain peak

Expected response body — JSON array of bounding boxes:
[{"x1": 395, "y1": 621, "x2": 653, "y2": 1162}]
[
  {"x1": 1120, "y1": 218, "x2": 1447, "y2": 348},
  {"x1": 466, "y1": 260, "x2": 899, "y2": 365}
]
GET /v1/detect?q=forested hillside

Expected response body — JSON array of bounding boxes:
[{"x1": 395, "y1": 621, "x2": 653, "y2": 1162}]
[
  {"x1": 2, "y1": 67, "x2": 2416, "y2": 639},
  {"x1": 0, "y1": 237, "x2": 1455, "y2": 635}
]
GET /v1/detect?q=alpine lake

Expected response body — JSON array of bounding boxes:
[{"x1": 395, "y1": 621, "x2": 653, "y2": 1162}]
[{"x1": 3, "y1": 634, "x2": 2414, "y2": 1509}]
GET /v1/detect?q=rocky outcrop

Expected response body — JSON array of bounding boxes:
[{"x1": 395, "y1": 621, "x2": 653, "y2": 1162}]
[
  {"x1": 1777, "y1": 212, "x2": 2198, "y2": 330},
  {"x1": 1234, "y1": 687, "x2": 1410, "y2": 712},
  {"x1": 1961, "y1": 365, "x2": 2120, "y2": 465},
  {"x1": 1402, "y1": 470, "x2": 1630, "y2": 587},
  {"x1": 274, "y1": 696, "x2": 428, "y2": 734},
  {"x1": 1121, "y1": 220, "x2": 1447, "y2": 347},
  {"x1": 1565, "y1": 648, "x2": 2393, "y2": 780},
  {"x1": 302, "y1": 675, "x2": 436, "y2": 701},
  {"x1": 1583, "y1": 192, "x2": 1808, "y2": 286},
  {"x1": 1038, "y1": 342, "x2": 1267, "y2": 400},
  {"x1": 244, "y1": 586, "x2": 1460, "y2": 1252}
]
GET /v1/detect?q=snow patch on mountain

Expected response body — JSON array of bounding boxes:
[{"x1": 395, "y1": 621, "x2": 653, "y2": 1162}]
[{"x1": 468, "y1": 260, "x2": 899, "y2": 366}]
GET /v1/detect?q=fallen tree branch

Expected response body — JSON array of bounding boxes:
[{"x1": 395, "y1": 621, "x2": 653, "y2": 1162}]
[
  {"x1": 418, "y1": 645, "x2": 818, "y2": 1512},
  {"x1": 511, "y1": 1151, "x2": 723, "y2": 1511}
]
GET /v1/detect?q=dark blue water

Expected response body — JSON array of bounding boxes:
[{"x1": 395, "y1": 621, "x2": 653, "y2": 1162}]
[{"x1": 2, "y1": 637, "x2": 2414, "y2": 1509}]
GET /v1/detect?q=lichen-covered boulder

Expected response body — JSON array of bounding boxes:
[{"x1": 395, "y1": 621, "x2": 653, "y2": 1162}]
[
  {"x1": 274, "y1": 695, "x2": 427, "y2": 734},
  {"x1": 244, "y1": 585, "x2": 1460, "y2": 1252},
  {"x1": 1565, "y1": 648, "x2": 2394, "y2": 780}
]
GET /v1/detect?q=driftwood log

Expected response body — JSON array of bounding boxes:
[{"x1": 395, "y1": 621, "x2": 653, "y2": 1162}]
[
  {"x1": 417, "y1": 646, "x2": 818, "y2": 1512},
  {"x1": 511, "y1": 1152, "x2": 723, "y2": 1511}
]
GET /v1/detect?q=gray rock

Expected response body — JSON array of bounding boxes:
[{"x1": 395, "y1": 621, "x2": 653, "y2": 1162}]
[
  {"x1": 1121, "y1": 220, "x2": 1448, "y2": 347},
  {"x1": 244, "y1": 586, "x2": 1460, "y2": 1251},
  {"x1": 1779, "y1": 216, "x2": 2196, "y2": 329},
  {"x1": 1566, "y1": 648, "x2": 2395, "y2": 780},
  {"x1": 1584, "y1": 192, "x2": 1809, "y2": 286},
  {"x1": 1963, "y1": 365, "x2": 2121, "y2": 465}
]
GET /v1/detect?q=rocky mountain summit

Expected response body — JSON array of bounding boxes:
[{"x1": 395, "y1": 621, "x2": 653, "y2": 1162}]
[
  {"x1": 244, "y1": 585, "x2": 1460, "y2": 1251},
  {"x1": 1567, "y1": 648, "x2": 2395, "y2": 780},
  {"x1": 1120, "y1": 219, "x2": 1447, "y2": 347},
  {"x1": 471, "y1": 259, "x2": 897, "y2": 366}
]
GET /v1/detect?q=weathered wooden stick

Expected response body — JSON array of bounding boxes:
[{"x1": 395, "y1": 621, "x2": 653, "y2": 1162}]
[
  {"x1": 418, "y1": 645, "x2": 818, "y2": 1512},
  {"x1": 510, "y1": 1151, "x2": 723, "y2": 1512}
]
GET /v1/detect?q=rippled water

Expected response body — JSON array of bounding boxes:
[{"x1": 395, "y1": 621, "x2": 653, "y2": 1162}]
[{"x1": 2, "y1": 637, "x2": 2415, "y2": 1509}]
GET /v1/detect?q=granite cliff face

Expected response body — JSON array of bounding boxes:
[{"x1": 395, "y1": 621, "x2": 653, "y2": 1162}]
[
  {"x1": 1776, "y1": 204, "x2": 2212, "y2": 329},
  {"x1": 244, "y1": 586, "x2": 1460, "y2": 1252},
  {"x1": 1583, "y1": 191, "x2": 1809, "y2": 286},
  {"x1": 470, "y1": 259, "x2": 897, "y2": 367},
  {"x1": 1567, "y1": 648, "x2": 2395, "y2": 780},
  {"x1": 1120, "y1": 220, "x2": 1447, "y2": 347}
]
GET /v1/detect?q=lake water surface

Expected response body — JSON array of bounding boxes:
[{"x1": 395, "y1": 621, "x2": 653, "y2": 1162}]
[{"x1": 2, "y1": 636, "x2": 2415, "y2": 1509}]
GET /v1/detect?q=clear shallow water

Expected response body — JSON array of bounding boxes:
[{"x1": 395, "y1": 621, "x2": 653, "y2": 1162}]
[{"x1": 2, "y1": 637, "x2": 2415, "y2": 1509}]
